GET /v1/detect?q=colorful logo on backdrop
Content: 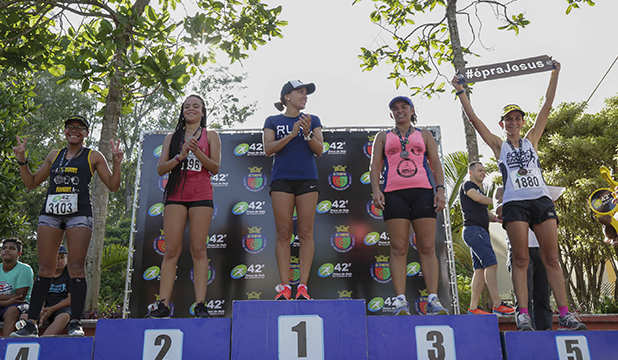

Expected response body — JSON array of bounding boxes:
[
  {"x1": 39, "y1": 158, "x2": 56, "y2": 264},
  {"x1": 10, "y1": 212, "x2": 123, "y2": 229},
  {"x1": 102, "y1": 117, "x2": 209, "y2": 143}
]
[
  {"x1": 366, "y1": 200, "x2": 383, "y2": 219},
  {"x1": 367, "y1": 297, "x2": 385, "y2": 312},
  {"x1": 152, "y1": 231, "x2": 165, "y2": 255},
  {"x1": 207, "y1": 233, "x2": 228, "y2": 249},
  {"x1": 143, "y1": 266, "x2": 160, "y2": 281},
  {"x1": 157, "y1": 174, "x2": 168, "y2": 192},
  {"x1": 328, "y1": 165, "x2": 352, "y2": 191},
  {"x1": 190, "y1": 261, "x2": 215, "y2": 285},
  {"x1": 230, "y1": 263, "x2": 266, "y2": 280},
  {"x1": 324, "y1": 140, "x2": 346, "y2": 155},
  {"x1": 211, "y1": 173, "x2": 229, "y2": 188},
  {"x1": 232, "y1": 201, "x2": 266, "y2": 216},
  {"x1": 415, "y1": 289, "x2": 430, "y2": 315},
  {"x1": 317, "y1": 200, "x2": 349, "y2": 214},
  {"x1": 234, "y1": 143, "x2": 250, "y2": 156},
  {"x1": 148, "y1": 203, "x2": 164, "y2": 216},
  {"x1": 153, "y1": 145, "x2": 163, "y2": 157},
  {"x1": 318, "y1": 263, "x2": 334, "y2": 277},
  {"x1": 364, "y1": 231, "x2": 380, "y2": 246},
  {"x1": 363, "y1": 135, "x2": 375, "y2": 158},
  {"x1": 338, "y1": 290, "x2": 353, "y2": 300},
  {"x1": 360, "y1": 171, "x2": 371, "y2": 185},
  {"x1": 234, "y1": 142, "x2": 264, "y2": 156},
  {"x1": 407, "y1": 262, "x2": 421, "y2": 276},
  {"x1": 243, "y1": 166, "x2": 267, "y2": 192},
  {"x1": 410, "y1": 231, "x2": 417, "y2": 251},
  {"x1": 242, "y1": 226, "x2": 266, "y2": 254},
  {"x1": 370, "y1": 255, "x2": 391, "y2": 283},
  {"x1": 318, "y1": 262, "x2": 352, "y2": 278},
  {"x1": 322, "y1": 142, "x2": 330, "y2": 154},
  {"x1": 330, "y1": 225, "x2": 354, "y2": 253},
  {"x1": 289, "y1": 256, "x2": 300, "y2": 285}
]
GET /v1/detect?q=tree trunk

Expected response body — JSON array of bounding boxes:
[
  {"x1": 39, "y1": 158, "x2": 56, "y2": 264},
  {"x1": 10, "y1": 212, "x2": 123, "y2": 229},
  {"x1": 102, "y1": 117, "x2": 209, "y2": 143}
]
[{"x1": 446, "y1": 0, "x2": 479, "y2": 162}]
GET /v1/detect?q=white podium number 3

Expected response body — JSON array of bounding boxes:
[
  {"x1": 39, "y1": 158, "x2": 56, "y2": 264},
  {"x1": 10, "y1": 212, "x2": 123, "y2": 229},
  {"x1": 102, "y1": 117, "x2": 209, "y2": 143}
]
[
  {"x1": 415, "y1": 325, "x2": 456, "y2": 360},
  {"x1": 143, "y1": 329, "x2": 183, "y2": 360},
  {"x1": 556, "y1": 336, "x2": 591, "y2": 360},
  {"x1": 278, "y1": 315, "x2": 324, "y2": 360}
]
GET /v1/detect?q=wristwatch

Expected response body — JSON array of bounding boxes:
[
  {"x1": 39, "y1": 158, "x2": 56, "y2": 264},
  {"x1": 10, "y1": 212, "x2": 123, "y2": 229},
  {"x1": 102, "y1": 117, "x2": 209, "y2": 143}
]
[{"x1": 304, "y1": 131, "x2": 314, "y2": 141}]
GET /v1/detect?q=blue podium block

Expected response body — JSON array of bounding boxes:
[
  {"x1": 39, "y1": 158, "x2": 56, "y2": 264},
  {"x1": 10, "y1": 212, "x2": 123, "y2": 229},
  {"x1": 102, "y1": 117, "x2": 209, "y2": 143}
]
[
  {"x1": 0, "y1": 337, "x2": 93, "y2": 360},
  {"x1": 231, "y1": 300, "x2": 368, "y2": 360},
  {"x1": 92, "y1": 318, "x2": 231, "y2": 360},
  {"x1": 503, "y1": 330, "x2": 618, "y2": 360},
  {"x1": 367, "y1": 314, "x2": 502, "y2": 360}
]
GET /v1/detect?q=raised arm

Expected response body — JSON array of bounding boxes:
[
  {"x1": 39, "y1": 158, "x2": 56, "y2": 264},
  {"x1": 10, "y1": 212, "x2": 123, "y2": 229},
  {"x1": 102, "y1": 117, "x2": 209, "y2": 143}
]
[
  {"x1": 451, "y1": 76, "x2": 503, "y2": 158},
  {"x1": 526, "y1": 60, "x2": 561, "y2": 149},
  {"x1": 12, "y1": 136, "x2": 54, "y2": 190},
  {"x1": 91, "y1": 139, "x2": 123, "y2": 192}
]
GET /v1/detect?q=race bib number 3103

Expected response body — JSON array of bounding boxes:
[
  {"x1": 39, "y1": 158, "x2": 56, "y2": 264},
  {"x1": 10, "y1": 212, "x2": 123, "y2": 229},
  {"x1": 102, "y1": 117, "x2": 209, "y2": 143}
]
[{"x1": 45, "y1": 194, "x2": 78, "y2": 215}]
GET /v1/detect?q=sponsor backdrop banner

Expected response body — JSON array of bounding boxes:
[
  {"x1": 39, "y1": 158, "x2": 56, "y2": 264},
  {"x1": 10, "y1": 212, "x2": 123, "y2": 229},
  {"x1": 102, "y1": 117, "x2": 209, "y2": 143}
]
[
  {"x1": 456, "y1": 55, "x2": 554, "y2": 84},
  {"x1": 128, "y1": 128, "x2": 453, "y2": 317}
]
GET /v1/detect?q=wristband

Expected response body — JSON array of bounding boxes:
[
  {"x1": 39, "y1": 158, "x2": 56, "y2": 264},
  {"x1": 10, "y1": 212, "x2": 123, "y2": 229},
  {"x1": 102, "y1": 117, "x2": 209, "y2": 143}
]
[
  {"x1": 17, "y1": 158, "x2": 28, "y2": 166},
  {"x1": 455, "y1": 89, "x2": 464, "y2": 96},
  {"x1": 174, "y1": 155, "x2": 183, "y2": 162},
  {"x1": 435, "y1": 184, "x2": 445, "y2": 191}
]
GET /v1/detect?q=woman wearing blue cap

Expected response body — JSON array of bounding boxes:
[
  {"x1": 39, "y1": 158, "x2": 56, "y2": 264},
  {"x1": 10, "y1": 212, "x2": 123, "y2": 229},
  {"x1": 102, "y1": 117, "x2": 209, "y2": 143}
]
[
  {"x1": 263, "y1": 80, "x2": 323, "y2": 301},
  {"x1": 452, "y1": 60, "x2": 585, "y2": 331},
  {"x1": 370, "y1": 96, "x2": 448, "y2": 315},
  {"x1": 11, "y1": 115, "x2": 123, "y2": 337}
]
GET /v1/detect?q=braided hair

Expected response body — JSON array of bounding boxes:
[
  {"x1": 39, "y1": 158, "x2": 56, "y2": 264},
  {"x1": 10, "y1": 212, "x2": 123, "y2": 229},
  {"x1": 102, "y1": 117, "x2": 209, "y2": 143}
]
[{"x1": 164, "y1": 95, "x2": 208, "y2": 199}]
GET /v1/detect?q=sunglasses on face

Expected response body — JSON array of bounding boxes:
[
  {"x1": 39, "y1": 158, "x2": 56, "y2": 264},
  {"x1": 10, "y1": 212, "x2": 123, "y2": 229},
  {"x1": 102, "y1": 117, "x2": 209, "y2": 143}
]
[{"x1": 65, "y1": 125, "x2": 87, "y2": 131}]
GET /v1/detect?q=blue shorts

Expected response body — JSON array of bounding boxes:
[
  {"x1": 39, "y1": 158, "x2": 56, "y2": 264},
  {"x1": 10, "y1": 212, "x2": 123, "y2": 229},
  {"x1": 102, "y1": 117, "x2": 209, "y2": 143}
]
[
  {"x1": 462, "y1": 225, "x2": 497, "y2": 270},
  {"x1": 0, "y1": 303, "x2": 29, "y2": 318},
  {"x1": 38, "y1": 214, "x2": 94, "y2": 231}
]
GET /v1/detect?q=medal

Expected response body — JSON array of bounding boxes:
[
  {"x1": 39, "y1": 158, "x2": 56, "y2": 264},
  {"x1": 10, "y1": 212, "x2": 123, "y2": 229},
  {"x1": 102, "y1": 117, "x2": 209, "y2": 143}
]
[
  {"x1": 507, "y1": 138, "x2": 529, "y2": 176},
  {"x1": 518, "y1": 168, "x2": 528, "y2": 176},
  {"x1": 400, "y1": 150, "x2": 409, "y2": 158},
  {"x1": 395, "y1": 125, "x2": 412, "y2": 160}
]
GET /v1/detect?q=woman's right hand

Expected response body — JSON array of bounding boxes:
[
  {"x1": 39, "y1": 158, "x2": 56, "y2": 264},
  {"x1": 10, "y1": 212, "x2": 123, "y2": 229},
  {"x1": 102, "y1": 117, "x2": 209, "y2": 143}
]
[
  {"x1": 373, "y1": 190, "x2": 386, "y2": 211},
  {"x1": 291, "y1": 119, "x2": 302, "y2": 137},
  {"x1": 451, "y1": 75, "x2": 464, "y2": 92},
  {"x1": 12, "y1": 136, "x2": 27, "y2": 161}
]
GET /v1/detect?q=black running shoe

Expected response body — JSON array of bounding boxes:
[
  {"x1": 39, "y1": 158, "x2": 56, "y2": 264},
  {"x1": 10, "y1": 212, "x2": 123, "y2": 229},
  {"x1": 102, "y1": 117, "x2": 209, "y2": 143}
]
[
  {"x1": 10, "y1": 319, "x2": 38, "y2": 337},
  {"x1": 68, "y1": 320, "x2": 85, "y2": 336},
  {"x1": 194, "y1": 301, "x2": 211, "y2": 318},
  {"x1": 146, "y1": 300, "x2": 171, "y2": 318}
]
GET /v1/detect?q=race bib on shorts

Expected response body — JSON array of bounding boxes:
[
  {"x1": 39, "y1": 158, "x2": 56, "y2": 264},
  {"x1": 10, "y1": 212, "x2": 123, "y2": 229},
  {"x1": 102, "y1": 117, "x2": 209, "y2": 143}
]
[
  {"x1": 510, "y1": 168, "x2": 542, "y2": 191},
  {"x1": 45, "y1": 194, "x2": 78, "y2": 215},
  {"x1": 184, "y1": 152, "x2": 202, "y2": 172}
]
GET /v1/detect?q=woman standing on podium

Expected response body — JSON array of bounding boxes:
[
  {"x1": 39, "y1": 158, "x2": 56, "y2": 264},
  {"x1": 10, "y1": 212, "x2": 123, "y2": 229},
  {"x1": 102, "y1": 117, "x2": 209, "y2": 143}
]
[
  {"x1": 452, "y1": 60, "x2": 586, "y2": 331},
  {"x1": 263, "y1": 80, "x2": 323, "y2": 301},
  {"x1": 370, "y1": 96, "x2": 449, "y2": 316},
  {"x1": 146, "y1": 94, "x2": 221, "y2": 318}
]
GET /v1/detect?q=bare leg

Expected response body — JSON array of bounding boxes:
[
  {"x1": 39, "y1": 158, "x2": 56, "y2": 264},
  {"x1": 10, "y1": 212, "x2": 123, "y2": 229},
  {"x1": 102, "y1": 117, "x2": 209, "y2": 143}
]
[
  {"x1": 271, "y1": 192, "x2": 295, "y2": 284},
  {"x1": 385, "y1": 219, "x2": 411, "y2": 295},
  {"x1": 532, "y1": 219, "x2": 568, "y2": 308},
  {"x1": 41, "y1": 313, "x2": 70, "y2": 336},
  {"x1": 294, "y1": 192, "x2": 318, "y2": 285},
  {"x1": 505, "y1": 221, "x2": 531, "y2": 310},
  {"x1": 159, "y1": 204, "x2": 188, "y2": 305},
  {"x1": 3, "y1": 306, "x2": 21, "y2": 337},
  {"x1": 484, "y1": 264, "x2": 502, "y2": 305},
  {"x1": 469, "y1": 268, "x2": 485, "y2": 309},
  {"x1": 413, "y1": 217, "x2": 439, "y2": 294},
  {"x1": 188, "y1": 206, "x2": 213, "y2": 303}
]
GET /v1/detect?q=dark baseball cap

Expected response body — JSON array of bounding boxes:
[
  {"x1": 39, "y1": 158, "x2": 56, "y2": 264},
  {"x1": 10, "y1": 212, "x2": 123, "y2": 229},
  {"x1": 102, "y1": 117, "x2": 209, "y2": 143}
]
[
  {"x1": 280, "y1": 80, "x2": 316, "y2": 100},
  {"x1": 501, "y1": 104, "x2": 525, "y2": 119},
  {"x1": 65, "y1": 115, "x2": 89, "y2": 130},
  {"x1": 389, "y1": 96, "x2": 414, "y2": 109},
  {"x1": 58, "y1": 245, "x2": 67, "y2": 254}
]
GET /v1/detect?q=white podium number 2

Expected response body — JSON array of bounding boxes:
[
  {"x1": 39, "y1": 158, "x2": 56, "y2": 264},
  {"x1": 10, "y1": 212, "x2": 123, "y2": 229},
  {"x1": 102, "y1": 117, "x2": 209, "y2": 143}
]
[
  {"x1": 143, "y1": 329, "x2": 184, "y2": 360},
  {"x1": 415, "y1": 325, "x2": 456, "y2": 360},
  {"x1": 278, "y1": 315, "x2": 324, "y2": 360},
  {"x1": 5, "y1": 343, "x2": 40, "y2": 360},
  {"x1": 556, "y1": 336, "x2": 591, "y2": 360}
]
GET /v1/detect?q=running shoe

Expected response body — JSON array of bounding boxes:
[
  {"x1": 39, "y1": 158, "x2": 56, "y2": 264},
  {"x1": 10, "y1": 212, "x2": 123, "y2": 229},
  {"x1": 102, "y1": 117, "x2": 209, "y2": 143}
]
[
  {"x1": 426, "y1": 298, "x2": 449, "y2": 315},
  {"x1": 10, "y1": 319, "x2": 38, "y2": 337},
  {"x1": 516, "y1": 312, "x2": 534, "y2": 331},
  {"x1": 295, "y1": 284, "x2": 312, "y2": 300},
  {"x1": 493, "y1": 302, "x2": 516, "y2": 316},
  {"x1": 558, "y1": 313, "x2": 587, "y2": 331},
  {"x1": 275, "y1": 283, "x2": 291, "y2": 300},
  {"x1": 393, "y1": 298, "x2": 411, "y2": 315},
  {"x1": 468, "y1": 307, "x2": 490, "y2": 315},
  {"x1": 145, "y1": 300, "x2": 171, "y2": 318},
  {"x1": 68, "y1": 320, "x2": 85, "y2": 336},
  {"x1": 194, "y1": 301, "x2": 211, "y2": 318}
]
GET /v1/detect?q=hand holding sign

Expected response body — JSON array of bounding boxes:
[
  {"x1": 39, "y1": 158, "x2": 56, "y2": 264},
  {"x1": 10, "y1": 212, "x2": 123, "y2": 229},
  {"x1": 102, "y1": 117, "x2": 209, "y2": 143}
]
[{"x1": 456, "y1": 55, "x2": 555, "y2": 84}]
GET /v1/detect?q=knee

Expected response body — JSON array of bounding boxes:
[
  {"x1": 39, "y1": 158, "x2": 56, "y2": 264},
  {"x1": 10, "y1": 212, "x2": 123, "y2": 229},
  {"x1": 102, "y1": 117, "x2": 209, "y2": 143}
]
[
  {"x1": 67, "y1": 260, "x2": 85, "y2": 278},
  {"x1": 3, "y1": 307, "x2": 19, "y2": 322},
  {"x1": 190, "y1": 244, "x2": 207, "y2": 261},
  {"x1": 390, "y1": 240, "x2": 408, "y2": 257},
  {"x1": 541, "y1": 253, "x2": 560, "y2": 269},
  {"x1": 276, "y1": 227, "x2": 293, "y2": 244},
  {"x1": 296, "y1": 227, "x2": 314, "y2": 245},
  {"x1": 163, "y1": 243, "x2": 182, "y2": 260},
  {"x1": 416, "y1": 238, "x2": 436, "y2": 256},
  {"x1": 512, "y1": 253, "x2": 529, "y2": 270}
]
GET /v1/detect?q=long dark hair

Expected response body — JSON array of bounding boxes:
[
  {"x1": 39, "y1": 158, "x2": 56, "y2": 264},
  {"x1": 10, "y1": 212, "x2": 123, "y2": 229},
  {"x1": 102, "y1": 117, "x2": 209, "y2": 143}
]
[{"x1": 164, "y1": 94, "x2": 207, "y2": 199}]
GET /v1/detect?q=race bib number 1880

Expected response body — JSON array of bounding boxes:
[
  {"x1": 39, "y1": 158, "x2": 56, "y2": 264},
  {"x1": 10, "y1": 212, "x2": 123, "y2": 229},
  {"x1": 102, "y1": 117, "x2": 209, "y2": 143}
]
[
  {"x1": 510, "y1": 168, "x2": 542, "y2": 191},
  {"x1": 45, "y1": 194, "x2": 78, "y2": 215}
]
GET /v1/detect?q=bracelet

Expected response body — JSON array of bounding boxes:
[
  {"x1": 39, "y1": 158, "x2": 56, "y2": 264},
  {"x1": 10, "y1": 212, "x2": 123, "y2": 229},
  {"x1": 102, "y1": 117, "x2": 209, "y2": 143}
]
[
  {"x1": 17, "y1": 158, "x2": 28, "y2": 166},
  {"x1": 435, "y1": 184, "x2": 445, "y2": 191},
  {"x1": 174, "y1": 155, "x2": 183, "y2": 162},
  {"x1": 455, "y1": 89, "x2": 465, "y2": 96}
]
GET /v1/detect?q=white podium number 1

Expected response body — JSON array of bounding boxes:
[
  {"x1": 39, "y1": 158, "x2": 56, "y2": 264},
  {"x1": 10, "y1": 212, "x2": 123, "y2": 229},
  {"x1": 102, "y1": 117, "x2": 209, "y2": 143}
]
[
  {"x1": 143, "y1": 329, "x2": 184, "y2": 360},
  {"x1": 556, "y1": 336, "x2": 591, "y2": 360},
  {"x1": 278, "y1": 315, "x2": 324, "y2": 360},
  {"x1": 415, "y1": 325, "x2": 456, "y2": 360}
]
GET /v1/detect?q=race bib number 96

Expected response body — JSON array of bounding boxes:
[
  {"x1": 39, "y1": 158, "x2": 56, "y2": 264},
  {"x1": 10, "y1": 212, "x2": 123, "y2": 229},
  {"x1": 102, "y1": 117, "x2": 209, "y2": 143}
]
[
  {"x1": 510, "y1": 168, "x2": 542, "y2": 191},
  {"x1": 184, "y1": 152, "x2": 202, "y2": 172},
  {"x1": 45, "y1": 194, "x2": 78, "y2": 215}
]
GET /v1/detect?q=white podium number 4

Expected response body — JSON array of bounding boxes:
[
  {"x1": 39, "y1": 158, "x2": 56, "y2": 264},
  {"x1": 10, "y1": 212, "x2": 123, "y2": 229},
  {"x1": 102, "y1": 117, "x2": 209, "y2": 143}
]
[
  {"x1": 556, "y1": 336, "x2": 591, "y2": 360},
  {"x1": 5, "y1": 343, "x2": 40, "y2": 360},
  {"x1": 143, "y1": 329, "x2": 184, "y2": 360},
  {"x1": 415, "y1": 325, "x2": 456, "y2": 360},
  {"x1": 278, "y1": 315, "x2": 324, "y2": 360}
]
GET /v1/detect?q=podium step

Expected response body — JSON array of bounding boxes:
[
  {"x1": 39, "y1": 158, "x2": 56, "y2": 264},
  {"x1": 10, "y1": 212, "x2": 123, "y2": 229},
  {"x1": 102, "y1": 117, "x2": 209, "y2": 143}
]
[
  {"x1": 1, "y1": 337, "x2": 94, "y2": 360},
  {"x1": 231, "y1": 299, "x2": 368, "y2": 360},
  {"x1": 502, "y1": 330, "x2": 617, "y2": 360}
]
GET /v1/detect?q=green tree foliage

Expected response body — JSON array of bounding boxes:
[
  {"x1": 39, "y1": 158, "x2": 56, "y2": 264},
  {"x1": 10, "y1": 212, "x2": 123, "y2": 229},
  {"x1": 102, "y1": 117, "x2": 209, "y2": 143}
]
[{"x1": 537, "y1": 97, "x2": 618, "y2": 311}]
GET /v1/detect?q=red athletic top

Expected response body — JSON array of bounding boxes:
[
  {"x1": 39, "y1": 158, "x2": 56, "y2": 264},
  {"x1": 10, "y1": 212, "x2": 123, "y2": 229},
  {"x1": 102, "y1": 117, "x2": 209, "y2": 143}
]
[{"x1": 166, "y1": 129, "x2": 213, "y2": 201}]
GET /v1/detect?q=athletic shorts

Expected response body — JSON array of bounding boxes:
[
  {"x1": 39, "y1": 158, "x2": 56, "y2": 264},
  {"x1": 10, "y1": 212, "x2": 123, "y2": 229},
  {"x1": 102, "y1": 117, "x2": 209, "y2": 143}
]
[
  {"x1": 502, "y1": 196, "x2": 557, "y2": 228},
  {"x1": 38, "y1": 215, "x2": 94, "y2": 231},
  {"x1": 0, "y1": 303, "x2": 29, "y2": 318},
  {"x1": 382, "y1": 188, "x2": 436, "y2": 221},
  {"x1": 270, "y1": 179, "x2": 319, "y2": 196},
  {"x1": 47, "y1": 306, "x2": 71, "y2": 324},
  {"x1": 165, "y1": 199, "x2": 214, "y2": 208},
  {"x1": 462, "y1": 225, "x2": 497, "y2": 270}
]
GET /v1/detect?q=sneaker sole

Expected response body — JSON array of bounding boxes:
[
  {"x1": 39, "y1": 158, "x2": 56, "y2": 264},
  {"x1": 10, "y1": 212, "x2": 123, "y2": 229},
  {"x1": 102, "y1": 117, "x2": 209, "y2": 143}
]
[
  {"x1": 394, "y1": 310, "x2": 411, "y2": 316},
  {"x1": 428, "y1": 310, "x2": 449, "y2": 315},
  {"x1": 275, "y1": 296, "x2": 290, "y2": 300},
  {"x1": 9, "y1": 334, "x2": 38, "y2": 338},
  {"x1": 493, "y1": 311, "x2": 516, "y2": 316},
  {"x1": 145, "y1": 316, "x2": 171, "y2": 319},
  {"x1": 558, "y1": 326, "x2": 588, "y2": 331},
  {"x1": 295, "y1": 295, "x2": 311, "y2": 300}
]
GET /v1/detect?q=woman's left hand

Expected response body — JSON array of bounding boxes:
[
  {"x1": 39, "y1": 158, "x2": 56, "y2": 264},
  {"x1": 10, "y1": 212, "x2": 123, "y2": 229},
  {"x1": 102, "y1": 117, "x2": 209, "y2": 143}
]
[
  {"x1": 434, "y1": 190, "x2": 446, "y2": 213},
  {"x1": 110, "y1": 139, "x2": 124, "y2": 165}
]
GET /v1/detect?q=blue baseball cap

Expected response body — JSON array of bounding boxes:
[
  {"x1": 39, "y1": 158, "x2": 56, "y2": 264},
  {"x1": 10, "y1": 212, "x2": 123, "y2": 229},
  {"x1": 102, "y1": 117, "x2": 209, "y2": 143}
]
[
  {"x1": 389, "y1": 96, "x2": 414, "y2": 109},
  {"x1": 58, "y1": 245, "x2": 67, "y2": 254}
]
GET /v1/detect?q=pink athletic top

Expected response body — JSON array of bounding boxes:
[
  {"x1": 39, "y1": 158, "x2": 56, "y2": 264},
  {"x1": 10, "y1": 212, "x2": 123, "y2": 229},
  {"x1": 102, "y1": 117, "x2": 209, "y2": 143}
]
[
  {"x1": 167, "y1": 128, "x2": 214, "y2": 201},
  {"x1": 382, "y1": 128, "x2": 434, "y2": 192}
]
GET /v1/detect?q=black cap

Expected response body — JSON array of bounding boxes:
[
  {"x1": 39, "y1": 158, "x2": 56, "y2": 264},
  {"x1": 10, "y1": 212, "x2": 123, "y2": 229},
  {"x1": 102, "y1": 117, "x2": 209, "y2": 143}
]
[
  {"x1": 280, "y1": 80, "x2": 316, "y2": 101},
  {"x1": 65, "y1": 115, "x2": 89, "y2": 130}
]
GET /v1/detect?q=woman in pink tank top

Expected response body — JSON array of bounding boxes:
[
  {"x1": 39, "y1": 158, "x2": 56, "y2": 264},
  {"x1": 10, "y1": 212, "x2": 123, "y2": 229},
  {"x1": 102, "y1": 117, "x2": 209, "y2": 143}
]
[{"x1": 370, "y1": 96, "x2": 448, "y2": 316}]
